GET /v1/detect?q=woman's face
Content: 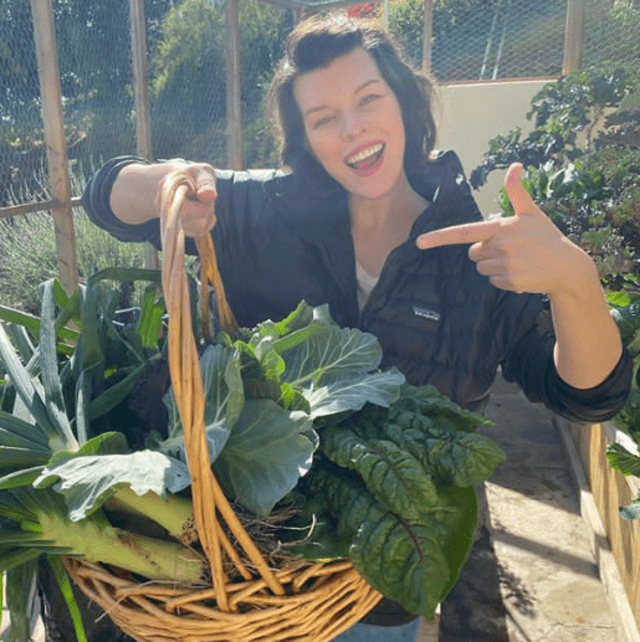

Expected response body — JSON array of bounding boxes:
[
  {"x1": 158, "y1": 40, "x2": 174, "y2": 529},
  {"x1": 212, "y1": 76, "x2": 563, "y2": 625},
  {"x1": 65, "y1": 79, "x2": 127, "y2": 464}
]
[{"x1": 293, "y1": 47, "x2": 407, "y2": 202}]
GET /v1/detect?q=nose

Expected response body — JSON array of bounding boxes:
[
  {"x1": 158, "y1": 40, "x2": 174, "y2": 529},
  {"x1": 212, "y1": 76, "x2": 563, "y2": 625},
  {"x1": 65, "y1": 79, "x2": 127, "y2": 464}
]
[{"x1": 342, "y1": 111, "x2": 366, "y2": 140}]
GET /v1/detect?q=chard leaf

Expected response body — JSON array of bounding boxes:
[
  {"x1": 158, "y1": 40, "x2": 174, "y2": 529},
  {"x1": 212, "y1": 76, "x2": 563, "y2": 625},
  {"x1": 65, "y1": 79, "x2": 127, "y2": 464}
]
[
  {"x1": 395, "y1": 383, "x2": 493, "y2": 433},
  {"x1": 350, "y1": 504, "x2": 450, "y2": 618},
  {"x1": 424, "y1": 431, "x2": 506, "y2": 487},
  {"x1": 321, "y1": 426, "x2": 438, "y2": 520},
  {"x1": 214, "y1": 399, "x2": 317, "y2": 516},
  {"x1": 33, "y1": 450, "x2": 190, "y2": 521},
  {"x1": 305, "y1": 466, "x2": 476, "y2": 619}
]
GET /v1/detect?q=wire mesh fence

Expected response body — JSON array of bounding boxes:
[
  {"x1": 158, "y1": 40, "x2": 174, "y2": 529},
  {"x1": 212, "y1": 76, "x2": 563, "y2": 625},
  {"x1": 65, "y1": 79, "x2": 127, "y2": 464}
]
[
  {"x1": 390, "y1": 0, "x2": 569, "y2": 81},
  {"x1": 583, "y1": 0, "x2": 640, "y2": 68},
  {"x1": 1, "y1": 0, "x2": 639, "y2": 213},
  {"x1": 1, "y1": 1, "x2": 45, "y2": 205}
]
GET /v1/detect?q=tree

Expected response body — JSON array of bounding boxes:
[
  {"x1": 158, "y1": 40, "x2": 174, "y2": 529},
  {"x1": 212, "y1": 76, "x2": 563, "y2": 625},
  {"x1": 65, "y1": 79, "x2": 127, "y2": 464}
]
[{"x1": 149, "y1": 0, "x2": 291, "y2": 164}]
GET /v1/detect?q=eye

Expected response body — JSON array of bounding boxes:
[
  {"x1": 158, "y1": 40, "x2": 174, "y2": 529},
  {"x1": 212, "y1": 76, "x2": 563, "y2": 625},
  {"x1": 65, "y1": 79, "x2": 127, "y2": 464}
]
[
  {"x1": 312, "y1": 114, "x2": 334, "y2": 129},
  {"x1": 360, "y1": 93, "x2": 381, "y2": 106}
]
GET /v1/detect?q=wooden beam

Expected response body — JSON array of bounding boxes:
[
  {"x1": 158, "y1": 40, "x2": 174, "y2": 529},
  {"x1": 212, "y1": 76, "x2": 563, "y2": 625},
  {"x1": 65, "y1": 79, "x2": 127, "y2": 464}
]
[
  {"x1": 225, "y1": 0, "x2": 243, "y2": 170},
  {"x1": 29, "y1": 0, "x2": 78, "y2": 293},
  {"x1": 563, "y1": 0, "x2": 585, "y2": 74},
  {"x1": 0, "y1": 198, "x2": 82, "y2": 220},
  {"x1": 422, "y1": 0, "x2": 434, "y2": 76},
  {"x1": 130, "y1": 0, "x2": 153, "y2": 160},
  {"x1": 129, "y1": 0, "x2": 159, "y2": 270}
]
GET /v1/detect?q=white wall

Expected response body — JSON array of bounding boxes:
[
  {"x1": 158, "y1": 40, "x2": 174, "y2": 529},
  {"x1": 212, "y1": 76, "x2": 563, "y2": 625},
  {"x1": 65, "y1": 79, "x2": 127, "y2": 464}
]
[{"x1": 436, "y1": 79, "x2": 554, "y2": 215}]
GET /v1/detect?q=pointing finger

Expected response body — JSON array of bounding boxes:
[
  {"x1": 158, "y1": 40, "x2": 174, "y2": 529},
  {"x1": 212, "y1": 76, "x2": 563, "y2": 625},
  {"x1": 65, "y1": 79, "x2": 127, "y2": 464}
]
[
  {"x1": 416, "y1": 218, "x2": 504, "y2": 250},
  {"x1": 504, "y1": 163, "x2": 537, "y2": 216}
]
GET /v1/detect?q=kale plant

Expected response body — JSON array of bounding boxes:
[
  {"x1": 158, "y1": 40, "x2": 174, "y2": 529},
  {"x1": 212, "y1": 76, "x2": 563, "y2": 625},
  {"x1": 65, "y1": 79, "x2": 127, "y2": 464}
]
[{"x1": 471, "y1": 62, "x2": 640, "y2": 290}]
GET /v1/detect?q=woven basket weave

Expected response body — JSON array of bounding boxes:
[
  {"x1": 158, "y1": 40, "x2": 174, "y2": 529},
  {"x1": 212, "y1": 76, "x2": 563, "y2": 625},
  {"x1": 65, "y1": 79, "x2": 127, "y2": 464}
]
[{"x1": 63, "y1": 170, "x2": 382, "y2": 642}]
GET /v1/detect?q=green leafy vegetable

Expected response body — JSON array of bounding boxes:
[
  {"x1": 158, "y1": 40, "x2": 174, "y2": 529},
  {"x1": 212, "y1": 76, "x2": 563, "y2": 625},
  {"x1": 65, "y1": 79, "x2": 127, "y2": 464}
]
[
  {"x1": 290, "y1": 384, "x2": 504, "y2": 619},
  {"x1": 0, "y1": 280, "x2": 505, "y2": 628}
]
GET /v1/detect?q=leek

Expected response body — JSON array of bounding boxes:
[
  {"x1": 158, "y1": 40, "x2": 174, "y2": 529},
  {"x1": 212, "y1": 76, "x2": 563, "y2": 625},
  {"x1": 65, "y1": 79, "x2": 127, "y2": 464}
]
[{"x1": 0, "y1": 487, "x2": 205, "y2": 583}]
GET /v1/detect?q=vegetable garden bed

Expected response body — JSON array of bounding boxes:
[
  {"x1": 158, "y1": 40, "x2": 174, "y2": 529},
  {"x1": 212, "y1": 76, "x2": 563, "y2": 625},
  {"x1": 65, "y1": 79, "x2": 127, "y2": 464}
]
[{"x1": 556, "y1": 417, "x2": 640, "y2": 642}]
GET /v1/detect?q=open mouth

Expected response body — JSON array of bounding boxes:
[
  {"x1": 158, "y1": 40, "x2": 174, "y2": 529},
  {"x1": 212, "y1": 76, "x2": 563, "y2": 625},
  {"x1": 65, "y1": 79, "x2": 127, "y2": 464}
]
[{"x1": 345, "y1": 143, "x2": 384, "y2": 171}]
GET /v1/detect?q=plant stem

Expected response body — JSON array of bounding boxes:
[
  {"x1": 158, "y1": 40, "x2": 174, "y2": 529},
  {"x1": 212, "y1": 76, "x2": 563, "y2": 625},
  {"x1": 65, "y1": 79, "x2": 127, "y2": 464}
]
[
  {"x1": 36, "y1": 506, "x2": 204, "y2": 583},
  {"x1": 108, "y1": 486, "x2": 196, "y2": 544}
]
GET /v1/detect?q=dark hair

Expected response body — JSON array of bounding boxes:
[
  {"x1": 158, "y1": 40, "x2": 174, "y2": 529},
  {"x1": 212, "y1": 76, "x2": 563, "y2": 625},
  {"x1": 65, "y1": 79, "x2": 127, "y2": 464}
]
[{"x1": 266, "y1": 14, "x2": 438, "y2": 193}]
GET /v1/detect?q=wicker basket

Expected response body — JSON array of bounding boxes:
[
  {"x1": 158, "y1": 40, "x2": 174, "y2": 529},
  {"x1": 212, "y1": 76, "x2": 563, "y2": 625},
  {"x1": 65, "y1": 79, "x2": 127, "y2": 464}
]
[{"x1": 63, "y1": 170, "x2": 382, "y2": 642}]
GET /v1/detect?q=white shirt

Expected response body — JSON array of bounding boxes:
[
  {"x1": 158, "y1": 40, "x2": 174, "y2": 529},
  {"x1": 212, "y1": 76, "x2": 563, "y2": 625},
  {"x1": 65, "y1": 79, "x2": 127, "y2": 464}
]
[{"x1": 356, "y1": 261, "x2": 379, "y2": 310}]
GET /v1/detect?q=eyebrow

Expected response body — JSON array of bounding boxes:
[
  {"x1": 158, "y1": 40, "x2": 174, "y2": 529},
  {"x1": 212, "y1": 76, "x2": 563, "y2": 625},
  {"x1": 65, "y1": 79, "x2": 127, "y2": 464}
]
[{"x1": 303, "y1": 78, "x2": 383, "y2": 118}]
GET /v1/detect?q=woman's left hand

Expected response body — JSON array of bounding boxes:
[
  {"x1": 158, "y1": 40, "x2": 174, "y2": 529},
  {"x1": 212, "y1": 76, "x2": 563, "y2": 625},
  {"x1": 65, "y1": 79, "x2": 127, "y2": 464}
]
[
  {"x1": 415, "y1": 163, "x2": 589, "y2": 297},
  {"x1": 417, "y1": 162, "x2": 624, "y2": 390}
]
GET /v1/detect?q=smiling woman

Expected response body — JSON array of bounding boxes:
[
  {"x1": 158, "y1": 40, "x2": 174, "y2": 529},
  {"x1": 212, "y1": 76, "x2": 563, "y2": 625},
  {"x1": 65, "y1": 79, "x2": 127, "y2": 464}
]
[
  {"x1": 292, "y1": 46, "x2": 425, "y2": 277},
  {"x1": 79, "y1": 12, "x2": 632, "y2": 642},
  {"x1": 293, "y1": 50, "x2": 407, "y2": 198}
]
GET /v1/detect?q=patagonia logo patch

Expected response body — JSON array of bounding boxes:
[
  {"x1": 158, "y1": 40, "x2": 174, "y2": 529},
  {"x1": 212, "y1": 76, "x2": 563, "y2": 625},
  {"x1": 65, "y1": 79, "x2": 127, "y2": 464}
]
[{"x1": 413, "y1": 306, "x2": 440, "y2": 322}]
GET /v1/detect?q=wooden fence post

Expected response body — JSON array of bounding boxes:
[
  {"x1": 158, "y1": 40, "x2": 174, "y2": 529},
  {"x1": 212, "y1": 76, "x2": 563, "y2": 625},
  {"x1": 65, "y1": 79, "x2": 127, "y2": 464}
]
[
  {"x1": 29, "y1": 0, "x2": 79, "y2": 294},
  {"x1": 130, "y1": 0, "x2": 153, "y2": 160},
  {"x1": 563, "y1": 0, "x2": 586, "y2": 74},
  {"x1": 422, "y1": 0, "x2": 434, "y2": 76},
  {"x1": 225, "y1": 0, "x2": 243, "y2": 170},
  {"x1": 130, "y1": 0, "x2": 159, "y2": 270}
]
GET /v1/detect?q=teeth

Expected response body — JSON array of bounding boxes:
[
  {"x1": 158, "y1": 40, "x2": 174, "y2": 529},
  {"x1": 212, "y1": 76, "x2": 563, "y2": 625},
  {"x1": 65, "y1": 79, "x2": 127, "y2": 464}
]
[{"x1": 346, "y1": 143, "x2": 384, "y2": 165}]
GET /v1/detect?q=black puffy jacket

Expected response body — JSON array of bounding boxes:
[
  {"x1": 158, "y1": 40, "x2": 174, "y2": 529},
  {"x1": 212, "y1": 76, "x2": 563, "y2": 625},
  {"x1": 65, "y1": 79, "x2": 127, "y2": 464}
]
[{"x1": 82, "y1": 151, "x2": 631, "y2": 424}]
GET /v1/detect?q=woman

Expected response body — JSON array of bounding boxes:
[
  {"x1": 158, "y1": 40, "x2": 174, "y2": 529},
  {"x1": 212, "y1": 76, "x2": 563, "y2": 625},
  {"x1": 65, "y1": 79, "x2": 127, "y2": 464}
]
[{"x1": 81, "y1": 14, "x2": 631, "y2": 642}]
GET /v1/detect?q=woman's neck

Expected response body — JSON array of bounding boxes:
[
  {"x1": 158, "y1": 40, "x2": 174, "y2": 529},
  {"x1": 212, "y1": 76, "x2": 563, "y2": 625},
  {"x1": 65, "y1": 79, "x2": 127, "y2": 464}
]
[
  {"x1": 349, "y1": 174, "x2": 428, "y2": 277},
  {"x1": 350, "y1": 175, "x2": 425, "y2": 232}
]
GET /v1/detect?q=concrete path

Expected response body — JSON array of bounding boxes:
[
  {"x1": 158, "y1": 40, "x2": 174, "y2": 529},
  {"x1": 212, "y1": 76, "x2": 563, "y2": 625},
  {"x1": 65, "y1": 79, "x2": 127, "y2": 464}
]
[{"x1": 418, "y1": 372, "x2": 625, "y2": 642}]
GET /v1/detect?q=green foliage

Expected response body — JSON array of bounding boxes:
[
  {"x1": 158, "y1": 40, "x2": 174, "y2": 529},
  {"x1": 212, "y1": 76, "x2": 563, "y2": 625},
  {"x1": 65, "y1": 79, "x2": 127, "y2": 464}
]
[
  {"x1": 0, "y1": 171, "x2": 145, "y2": 314},
  {"x1": 149, "y1": 0, "x2": 291, "y2": 163},
  {"x1": 471, "y1": 62, "x2": 640, "y2": 285},
  {"x1": 155, "y1": 301, "x2": 405, "y2": 516},
  {"x1": 473, "y1": 61, "x2": 640, "y2": 525},
  {"x1": 605, "y1": 298, "x2": 640, "y2": 521},
  {"x1": 0, "y1": 0, "x2": 176, "y2": 204},
  {"x1": 389, "y1": 0, "x2": 568, "y2": 80},
  {"x1": 583, "y1": 1, "x2": 640, "y2": 70},
  {"x1": 0, "y1": 290, "x2": 503, "y2": 621}
]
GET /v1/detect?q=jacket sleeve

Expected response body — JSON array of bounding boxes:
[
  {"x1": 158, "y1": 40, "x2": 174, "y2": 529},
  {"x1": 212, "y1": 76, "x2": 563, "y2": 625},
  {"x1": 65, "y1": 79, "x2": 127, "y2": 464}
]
[
  {"x1": 81, "y1": 156, "x2": 163, "y2": 247},
  {"x1": 500, "y1": 302, "x2": 632, "y2": 423}
]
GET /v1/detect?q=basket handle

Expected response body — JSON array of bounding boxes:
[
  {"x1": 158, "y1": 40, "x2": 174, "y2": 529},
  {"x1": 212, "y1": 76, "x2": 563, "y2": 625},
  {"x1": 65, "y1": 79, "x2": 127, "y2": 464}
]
[{"x1": 159, "y1": 170, "x2": 285, "y2": 610}]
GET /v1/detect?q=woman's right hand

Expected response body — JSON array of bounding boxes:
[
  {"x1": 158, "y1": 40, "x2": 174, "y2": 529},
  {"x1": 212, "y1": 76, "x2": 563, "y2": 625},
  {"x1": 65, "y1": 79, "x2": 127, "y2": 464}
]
[
  {"x1": 157, "y1": 161, "x2": 218, "y2": 237},
  {"x1": 111, "y1": 160, "x2": 218, "y2": 237}
]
